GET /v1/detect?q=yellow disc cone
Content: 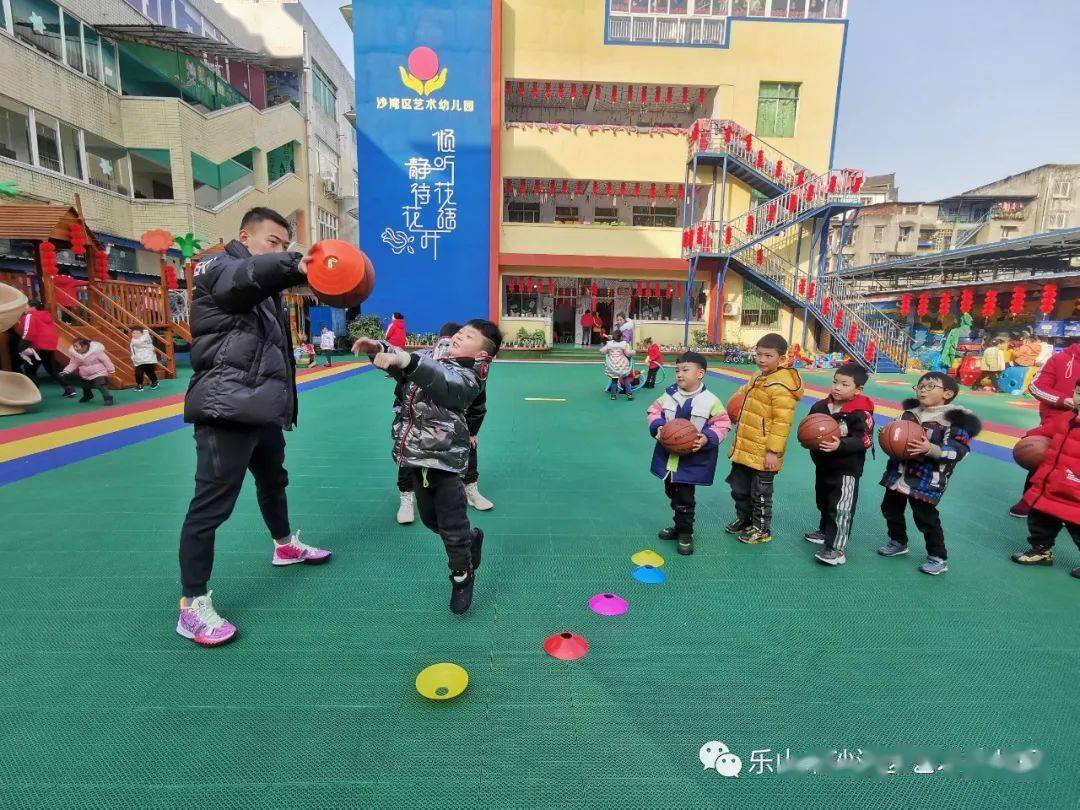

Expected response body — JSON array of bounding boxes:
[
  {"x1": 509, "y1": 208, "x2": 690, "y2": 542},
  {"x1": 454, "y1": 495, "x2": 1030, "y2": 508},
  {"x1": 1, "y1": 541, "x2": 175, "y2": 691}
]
[
  {"x1": 415, "y1": 662, "x2": 469, "y2": 701},
  {"x1": 631, "y1": 549, "x2": 664, "y2": 567}
]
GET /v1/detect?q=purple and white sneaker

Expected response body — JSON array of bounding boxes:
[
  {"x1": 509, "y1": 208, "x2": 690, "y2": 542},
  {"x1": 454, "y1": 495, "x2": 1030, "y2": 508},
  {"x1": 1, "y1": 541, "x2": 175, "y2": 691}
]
[
  {"x1": 272, "y1": 531, "x2": 332, "y2": 566},
  {"x1": 176, "y1": 592, "x2": 237, "y2": 647}
]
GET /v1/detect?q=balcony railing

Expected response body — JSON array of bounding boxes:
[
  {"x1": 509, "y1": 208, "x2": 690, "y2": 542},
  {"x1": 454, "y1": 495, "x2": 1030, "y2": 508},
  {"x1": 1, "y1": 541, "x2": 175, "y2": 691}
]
[{"x1": 688, "y1": 119, "x2": 810, "y2": 189}]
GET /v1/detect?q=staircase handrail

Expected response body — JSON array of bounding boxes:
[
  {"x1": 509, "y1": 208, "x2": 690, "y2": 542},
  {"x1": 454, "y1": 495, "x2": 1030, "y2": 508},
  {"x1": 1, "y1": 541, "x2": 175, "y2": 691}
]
[
  {"x1": 687, "y1": 119, "x2": 810, "y2": 189},
  {"x1": 88, "y1": 288, "x2": 173, "y2": 371}
]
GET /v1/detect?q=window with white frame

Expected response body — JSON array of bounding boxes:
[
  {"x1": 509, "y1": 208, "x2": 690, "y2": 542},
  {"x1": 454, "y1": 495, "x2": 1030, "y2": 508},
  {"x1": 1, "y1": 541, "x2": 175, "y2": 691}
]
[
  {"x1": 0, "y1": 96, "x2": 32, "y2": 164},
  {"x1": 1047, "y1": 211, "x2": 1068, "y2": 230},
  {"x1": 312, "y1": 64, "x2": 337, "y2": 118},
  {"x1": 315, "y1": 137, "x2": 339, "y2": 181},
  {"x1": 507, "y1": 201, "x2": 540, "y2": 223},
  {"x1": 317, "y1": 207, "x2": 339, "y2": 240},
  {"x1": 873, "y1": 225, "x2": 885, "y2": 242},
  {"x1": 1051, "y1": 179, "x2": 1072, "y2": 199}
]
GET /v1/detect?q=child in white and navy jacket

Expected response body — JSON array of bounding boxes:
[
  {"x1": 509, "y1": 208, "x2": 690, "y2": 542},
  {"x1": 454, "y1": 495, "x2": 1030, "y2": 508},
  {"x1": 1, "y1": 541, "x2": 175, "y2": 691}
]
[{"x1": 646, "y1": 351, "x2": 731, "y2": 556}]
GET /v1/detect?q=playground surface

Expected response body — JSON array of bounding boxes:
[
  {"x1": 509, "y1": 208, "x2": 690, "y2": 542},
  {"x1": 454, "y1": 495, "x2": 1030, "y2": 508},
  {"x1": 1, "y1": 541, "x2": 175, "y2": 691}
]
[{"x1": 1, "y1": 360, "x2": 1078, "y2": 808}]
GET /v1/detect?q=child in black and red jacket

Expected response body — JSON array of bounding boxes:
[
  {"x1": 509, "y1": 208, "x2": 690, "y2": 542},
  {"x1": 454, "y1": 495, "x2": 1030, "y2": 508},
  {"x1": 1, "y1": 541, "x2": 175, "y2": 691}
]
[{"x1": 805, "y1": 363, "x2": 876, "y2": 567}]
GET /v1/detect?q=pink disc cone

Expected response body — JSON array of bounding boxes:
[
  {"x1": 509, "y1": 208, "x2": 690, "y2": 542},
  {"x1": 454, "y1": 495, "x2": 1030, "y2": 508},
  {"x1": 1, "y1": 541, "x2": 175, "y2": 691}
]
[
  {"x1": 543, "y1": 632, "x2": 589, "y2": 661},
  {"x1": 588, "y1": 593, "x2": 628, "y2": 617}
]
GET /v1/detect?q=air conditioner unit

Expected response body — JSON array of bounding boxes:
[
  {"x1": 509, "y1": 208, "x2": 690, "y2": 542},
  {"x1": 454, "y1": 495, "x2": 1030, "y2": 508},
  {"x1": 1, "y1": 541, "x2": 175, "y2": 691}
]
[
  {"x1": 722, "y1": 302, "x2": 740, "y2": 316},
  {"x1": 322, "y1": 177, "x2": 338, "y2": 197}
]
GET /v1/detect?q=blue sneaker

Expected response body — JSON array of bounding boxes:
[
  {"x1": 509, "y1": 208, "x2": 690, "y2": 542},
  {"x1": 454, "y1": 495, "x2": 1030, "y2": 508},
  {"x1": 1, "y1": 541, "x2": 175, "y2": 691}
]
[
  {"x1": 878, "y1": 540, "x2": 909, "y2": 557},
  {"x1": 919, "y1": 556, "x2": 948, "y2": 576}
]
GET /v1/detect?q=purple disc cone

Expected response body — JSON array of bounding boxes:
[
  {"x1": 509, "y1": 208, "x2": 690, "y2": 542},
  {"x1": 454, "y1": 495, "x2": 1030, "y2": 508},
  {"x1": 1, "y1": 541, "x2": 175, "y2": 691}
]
[{"x1": 588, "y1": 592, "x2": 628, "y2": 617}]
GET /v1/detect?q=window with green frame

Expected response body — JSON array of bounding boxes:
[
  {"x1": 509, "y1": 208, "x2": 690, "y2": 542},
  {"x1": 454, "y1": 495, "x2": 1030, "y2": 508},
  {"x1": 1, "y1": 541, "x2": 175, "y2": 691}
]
[
  {"x1": 266, "y1": 141, "x2": 297, "y2": 184},
  {"x1": 756, "y1": 82, "x2": 800, "y2": 138},
  {"x1": 311, "y1": 65, "x2": 336, "y2": 117},
  {"x1": 740, "y1": 284, "x2": 780, "y2": 327}
]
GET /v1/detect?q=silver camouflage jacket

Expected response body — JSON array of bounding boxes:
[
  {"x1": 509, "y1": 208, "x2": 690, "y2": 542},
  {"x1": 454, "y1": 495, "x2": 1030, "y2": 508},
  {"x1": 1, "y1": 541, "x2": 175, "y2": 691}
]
[{"x1": 371, "y1": 340, "x2": 484, "y2": 474}]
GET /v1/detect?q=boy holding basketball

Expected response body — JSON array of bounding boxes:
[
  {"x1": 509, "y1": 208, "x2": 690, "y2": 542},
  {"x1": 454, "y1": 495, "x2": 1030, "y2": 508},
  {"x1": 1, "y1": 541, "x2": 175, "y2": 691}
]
[
  {"x1": 878, "y1": 371, "x2": 982, "y2": 575},
  {"x1": 647, "y1": 352, "x2": 730, "y2": 556},
  {"x1": 355, "y1": 319, "x2": 501, "y2": 615},
  {"x1": 805, "y1": 363, "x2": 876, "y2": 567},
  {"x1": 725, "y1": 333, "x2": 804, "y2": 544}
]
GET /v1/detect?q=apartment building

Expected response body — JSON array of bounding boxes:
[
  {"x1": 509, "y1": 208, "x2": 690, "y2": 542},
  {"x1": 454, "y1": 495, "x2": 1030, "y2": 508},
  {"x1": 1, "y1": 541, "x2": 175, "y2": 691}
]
[
  {"x1": 0, "y1": 0, "x2": 355, "y2": 283},
  {"x1": 353, "y1": 0, "x2": 866, "y2": 355}
]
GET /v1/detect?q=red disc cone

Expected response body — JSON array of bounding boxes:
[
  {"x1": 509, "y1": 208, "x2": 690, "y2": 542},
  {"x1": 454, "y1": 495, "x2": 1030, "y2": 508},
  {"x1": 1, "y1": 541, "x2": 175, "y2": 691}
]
[
  {"x1": 543, "y1": 632, "x2": 589, "y2": 661},
  {"x1": 306, "y1": 240, "x2": 375, "y2": 308}
]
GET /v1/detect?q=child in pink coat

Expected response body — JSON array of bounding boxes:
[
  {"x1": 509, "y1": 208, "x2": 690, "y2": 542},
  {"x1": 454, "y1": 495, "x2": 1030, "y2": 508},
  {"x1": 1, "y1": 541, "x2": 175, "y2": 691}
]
[{"x1": 62, "y1": 338, "x2": 115, "y2": 405}]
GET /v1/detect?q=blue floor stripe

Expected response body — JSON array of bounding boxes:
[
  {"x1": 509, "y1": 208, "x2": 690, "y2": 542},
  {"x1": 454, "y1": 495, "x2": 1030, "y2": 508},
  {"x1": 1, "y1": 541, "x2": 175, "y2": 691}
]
[{"x1": 0, "y1": 365, "x2": 372, "y2": 487}]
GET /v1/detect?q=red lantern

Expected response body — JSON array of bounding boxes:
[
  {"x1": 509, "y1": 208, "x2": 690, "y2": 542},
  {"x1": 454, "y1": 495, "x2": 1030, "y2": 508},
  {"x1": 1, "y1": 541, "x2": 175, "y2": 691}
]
[
  {"x1": 609, "y1": 85, "x2": 617, "y2": 103},
  {"x1": 575, "y1": 181, "x2": 585, "y2": 196},
  {"x1": 681, "y1": 86, "x2": 689, "y2": 104},
  {"x1": 548, "y1": 277, "x2": 555, "y2": 294},
  {"x1": 561, "y1": 179, "x2": 569, "y2": 195},
  {"x1": 640, "y1": 85, "x2": 647, "y2": 104},
  {"x1": 663, "y1": 183, "x2": 672, "y2": 200},
  {"x1": 804, "y1": 183, "x2": 817, "y2": 202},
  {"x1": 723, "y1": 124, "x2": 733, "y2": 144},
  {"x1": 632, "y1": 182, "x2": 641, "y2": 198},
  {"x1": 636, "y1": 281, "x2": 643, "y2": 297},
  {"x1": 653, "y1": 86, "x2": 660, "y2": 104},
  {"x1": 592, "y1": 180, "x2": 600, "y2": 195},
  {"x1": 666, "y1": 283, "x2": 673, "y2": 299},
  {"x1": 164, "y1": 265, "x2": 178, "y2": 291},
  {"x1": 694, "y1": 226, "x2": 704, "y2": 248},
  {"x1": 1039, "y1": 282, "x2": 1058, "y2": 315},
  {"x1": 745, "y1": 214, "x2": 755, "y2": 233},
  {"x1": 774, "y1": 159, "x2": 784, "y2": 179},
  {"x1": 848, "y1": 323, "x2": 857, "y2": 344},
  {"x1": 605, "y1": 181, "x2": 614, "y2": 197},
  {"x1": 828, "y1": 174, "x2": 838, "y2": 194},
  {"x1": 648, "y1": 183, "x2": 657, "y2": 201},
  {"x1": 543, "y1": 82, "x2": 552, "y2": 101},
  {"x1": 698, "y1": 87, "x2": 706, "y2": 104},
  {"x1": 796, "y1": 170, "x2": 806, "y2": 187},
  {"x1": 959, "y1": 288, "x2": 974, "y2": 314},
  {"x1": 981, "y1": 289, "x2": 998, "y2": 318},
  {"x1": 681, "y1": 228, "x2": 691, "y2": 249},
  {"x1": 589, "y1": 283, "x2": 598, "y2": 296},
  {"x1": 852, "y1": 175, "x2": 864, "y2": 194},
  {"x1": 504, "y1": 179, "x2": 512, "y2": 196},
  {"x1": 766, "y1": 202, "x2": 777, "y2": 224},
  {"x1": 518, "y1": 179, "x2": 527, "y2": 196},
  {"x1": 865, "y1": 341, "x2": 877, "y2": 363},
  {"x1": 626, "y1": 85, "x2": 634, "y2": 102},
  {"x1": 899, "y1": 293, "x2": 912, "y2": 317},
  {"x1": 724, "y1": 226, "x2": 732, "y2": 246},
  {"x1": 618, "y1": 182, "x2": 627, "y2": 197},
  {"x1": 821, "y1": 296, "x2": 832, "y2": 316},
  {"x1": 833, "y1": 308, "x2": 843, "y2": 329},
  {"x1": 755, "y1": 247, "x2": 765, "y2": 266},
  {"x1": 68, "y1": 222, "x2": 86, "y2": 257},
  {"x1": 548, "y1": 179, "x2": 556, "y2": 196},
  {"x1": 38, "y1": 241, "x2": 58, "y2": 276},
  {"x1": 797, "y1": 278, "x2": 806, "y2": 296},
  {"x1": 744, "y1": 134, "x2": 753, "y2": 153},
  {"x1": 938, "y1": 291, "x2": 952, "y2": 319},
  {"x1": 530, "y1": 82, "x2": 538, "y2": 99},
  {"x1": 916, "y1": 293, "x2": 930, "y2": 317},
  {"x1": 756, "y1": 149, "x2": 765, "y2": 169},
  {"x1": 807, "y1": 281, "x2": 816, "y2": 299},
  {"x1": 787, "y1": 194, "x2": 798, "y2": 214},
  {"x1": 1009, "y1": 285, "x2": 1026, "y2": 316},
  {"x1": 666, "y1": 86, "x2": 674, "y2": 105},
  {"x1": 557, "y1": 82, "x2": 564, "y2": 99},
  {"x1": 532, "y1": 179, "x2": 542, "y2": 195},
  {"x1": 569, "y1": 83, "x2": 577, "y2": 100},
  {"x1": 516, "y1": 82, "x2": 525, "y2": 98},
  {"x1": 94, "y1": 250, "x2": 109, "y2": 281}
]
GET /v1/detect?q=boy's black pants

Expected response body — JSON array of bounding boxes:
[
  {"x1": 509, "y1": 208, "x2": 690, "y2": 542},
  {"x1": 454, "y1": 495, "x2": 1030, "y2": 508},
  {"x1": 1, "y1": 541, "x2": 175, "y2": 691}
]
[
  {"x1": 645, "y1": 367, "x2": 659, "y2": 388},
  {"x1": 664, "y1": 479, "x2": 695, "y2": 536},
  {"x1": 62, "y1": 374, "x2": 112, "y2": 402},
  {"x1": 1027, "y1": 508, "x2": 1080, "y2": 550},
  {"x1": 411, "y1": 467, "x2": 478, "y2": 572},
  {"x1": 179, "y1": 424, "x2": 291, "y2": 598},
  {"x1": 398, "y1": 445, "x2": 479, "y2": 491},
  {"x1": 815, "y1": 468, "x2": 860, "y2": 552},
  {"x1": 134, "y1": 363, "x2": 158, "y2": 387},
  {"x1": 727, "y1": 462, "x2": 775, "y2": 531},
  {"x1": 880, "y1": 488, "x2": 946, "y2": 559}
]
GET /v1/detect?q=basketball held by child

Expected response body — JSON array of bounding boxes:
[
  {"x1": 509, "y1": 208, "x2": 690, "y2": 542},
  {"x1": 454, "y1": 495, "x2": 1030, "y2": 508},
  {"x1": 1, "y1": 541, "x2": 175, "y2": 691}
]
[
  {"x1": 305, "y1": 240, "x2": 375, "y2": 308},
  {"x1": 659, "y1": 418, "x2": 701, "y2": 456},
  {"x1": 727, "y1": 391, "x2": 746, "y2": 421},
  {"x1": 877, "y1": 419, "x2": 927, "y2": 460},
  {"x1": 1012, "y1": 434, "x2": 1051, "y2": 471},
  {"x1": 796, "y1": 413, "x2": 842, "y2": 450}
]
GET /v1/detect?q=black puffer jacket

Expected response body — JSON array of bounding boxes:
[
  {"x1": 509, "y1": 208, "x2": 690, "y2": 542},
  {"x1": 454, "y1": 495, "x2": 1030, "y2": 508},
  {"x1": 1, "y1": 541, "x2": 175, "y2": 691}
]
[{"x1": 183, "y1": 240, "x2": 305, "y2": 428}]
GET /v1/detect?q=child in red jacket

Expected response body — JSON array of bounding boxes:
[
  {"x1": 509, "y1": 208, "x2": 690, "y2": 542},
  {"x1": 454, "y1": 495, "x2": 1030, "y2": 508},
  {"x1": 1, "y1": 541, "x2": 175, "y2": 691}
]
[
  {"x1": 644, "y1": 337, "x2": 663, "y2": 389},
  {"x1": 1011, "y1": 380, "x2": 1080, "y2": 578}
]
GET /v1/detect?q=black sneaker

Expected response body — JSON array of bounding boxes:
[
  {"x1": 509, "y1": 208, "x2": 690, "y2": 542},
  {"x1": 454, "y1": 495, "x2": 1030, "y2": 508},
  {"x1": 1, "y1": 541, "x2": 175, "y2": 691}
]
[
  {"x1": 724, "y1": 519, "x2": 749, "y2": 535},
  {"x1": 658, "y1": 526, "x2": 678, "y2": 541},
  {"x1": 1011, "y1": 546, "x2": 1053, "y2": 566},
  {"x1": 134, "y1": 386, "x2": 144, "y2": 392},
  {"x1": 804, "y1": 531, "x2": 826, "y2": 545},
  {"x1": 471, "y1": 528, "x2": 484, "y2": 571},
  {"x1": 78, "y1": 394, "x2": 93, "y2": 403},
  {"x1": 610, "y1": 393, "x2": 617, "y2": 401},
  {"x1": 678, "y1": 535, "x2": 694, "y2": 556},
  {"x1": 1071, "y1": 567, "x2": 1080, "y2": 579},
  {"x1": 63, "y1": 390, "x2": 77, "y2": 398},
  {"x1": 627, "y1": 393, "x2": 634, "y2": 401},
  {"x1": 104, "y1": 399, "x2": 115, "y2": 406},
  {"x1": 150, "y1": 383, "x2": 159, "y2": 390},
  {"x1": 449, "y1": 570, "x2": 475, "y2": 615}
]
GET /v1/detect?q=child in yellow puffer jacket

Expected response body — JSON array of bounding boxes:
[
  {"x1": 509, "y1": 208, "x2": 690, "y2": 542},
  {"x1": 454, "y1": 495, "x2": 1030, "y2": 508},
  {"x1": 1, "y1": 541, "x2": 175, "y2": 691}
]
[{"x1": 725, "y1": 332, "x2": 804, "y2": 544}]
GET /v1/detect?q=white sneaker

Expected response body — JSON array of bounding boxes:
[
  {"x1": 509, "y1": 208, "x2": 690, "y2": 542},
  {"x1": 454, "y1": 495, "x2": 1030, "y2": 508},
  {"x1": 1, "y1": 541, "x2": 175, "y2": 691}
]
[
  {"x1": 397, "y1": 491, "x2": 415, "y2": 524},
  {"x1": 465, "y1": 482, "x2": 494, "y2": 511}
]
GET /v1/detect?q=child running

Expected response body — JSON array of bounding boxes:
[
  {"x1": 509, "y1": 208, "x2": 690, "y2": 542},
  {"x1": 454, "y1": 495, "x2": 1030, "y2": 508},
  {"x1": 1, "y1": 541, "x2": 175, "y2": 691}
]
[
  {"x1": 805, "y1": 362, "x2": 875, "y2": 566},
  {"x1": 647, "y1": 351, "x2": 731, "y2": 555},
  {"x1": 1010, "y1": 380, "x2": 1080, "y2": 578},
  {"x1": 61, "y1": 338, "x2": 116, "y2": 405},
  {"x1": 355, "y1": 319, "x2": 501, "y2": 614},
  {"x1": 725, "y1": 333, "x2": 803, "y2": 544},
  {"x1": 878, "y1": 371, "x2": 982, "y2": 575}
]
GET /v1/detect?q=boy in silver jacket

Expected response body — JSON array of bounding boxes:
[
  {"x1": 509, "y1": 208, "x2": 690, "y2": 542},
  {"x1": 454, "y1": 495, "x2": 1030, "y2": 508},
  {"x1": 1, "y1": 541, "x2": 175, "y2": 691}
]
[{"x1": 354, "y1": 319, "x2": 501, "y2": 614}]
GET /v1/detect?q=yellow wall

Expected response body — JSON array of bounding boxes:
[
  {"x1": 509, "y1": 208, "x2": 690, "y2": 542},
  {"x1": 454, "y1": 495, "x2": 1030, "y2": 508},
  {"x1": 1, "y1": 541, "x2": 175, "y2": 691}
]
[
  {"x1": 636, "y1": 320, "x2": 705, "y2": 348},
  {"x1": 502, "y1": 223, "x2": 682, "y2": 258},
  {"x1": 503, "y1": 0, "x2": 845, "y2": 173},
  {"x1": 500, "y1": 316, "x2": 552, "y2": 346},
  {"x1": 502, "y1": 126, "x2": 687, "y2": 183},
  {"x1": 719, "y1": 270, "x2": 822, "y2": 351}
]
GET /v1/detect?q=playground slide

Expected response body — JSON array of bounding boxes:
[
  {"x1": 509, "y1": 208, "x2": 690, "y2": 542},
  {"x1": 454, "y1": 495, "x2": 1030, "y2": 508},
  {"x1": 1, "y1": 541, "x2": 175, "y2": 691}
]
[{"x1": 0, "y1": 283, "x2": 43, "y2": 416}]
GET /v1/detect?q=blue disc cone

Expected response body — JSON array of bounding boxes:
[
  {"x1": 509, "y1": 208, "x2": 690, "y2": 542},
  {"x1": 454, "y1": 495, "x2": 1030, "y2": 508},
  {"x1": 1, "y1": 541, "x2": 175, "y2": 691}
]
[{"x1": 632, "y1": 564, "x2": 666, "y2": 584}]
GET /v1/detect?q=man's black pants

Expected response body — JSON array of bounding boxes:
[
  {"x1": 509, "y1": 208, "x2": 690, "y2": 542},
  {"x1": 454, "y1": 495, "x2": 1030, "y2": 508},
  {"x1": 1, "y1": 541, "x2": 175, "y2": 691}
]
[
  {"x1": 881, "y1": 488, "x2": 946, "y2": 559},
  {"x1": 664, "y1": 479, "x2": 696, "y2": 536},
  {"x1": 815, "y1": 469, "x2": 861, "y2": 552},
  {"x1": 398, "y1": 446, "x2": 479, "y2": 491},
  {"x1": 411, "y1": 466, "x2": 478, "y2": 572},
  {"x1": 25, "y1": 351, "x2": 74, "y2": 394},
  {"x1": 179, "y1": 424, "x2": 291, "y2": 598},
  {"x1": 1027, "y1": 508, "x2": 1080, "y2": 550},
  {"x1": 727, "y1": 462, "x2": 775, "y2": 531}
]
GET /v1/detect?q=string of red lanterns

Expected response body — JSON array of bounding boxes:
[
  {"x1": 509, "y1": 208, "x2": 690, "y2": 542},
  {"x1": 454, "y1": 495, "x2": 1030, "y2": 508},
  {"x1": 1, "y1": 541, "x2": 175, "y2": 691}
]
[
  {"x1": 504, "y1": 178, "x2": 682, "y2": 201},
  {"x1": 506, "y1": 83, "x2": 712, "y2": 108}
]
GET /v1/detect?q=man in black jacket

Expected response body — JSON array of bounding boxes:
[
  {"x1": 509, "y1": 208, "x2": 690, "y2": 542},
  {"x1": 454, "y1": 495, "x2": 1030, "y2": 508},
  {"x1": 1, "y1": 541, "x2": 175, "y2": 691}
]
[{"x1": 176, "y1": 207, "x2": 331, "y2": 647}]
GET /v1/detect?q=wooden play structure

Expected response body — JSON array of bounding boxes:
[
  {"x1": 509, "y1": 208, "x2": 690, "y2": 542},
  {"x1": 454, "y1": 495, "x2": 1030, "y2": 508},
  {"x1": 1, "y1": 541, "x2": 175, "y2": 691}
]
[
  {"x1": 0, "y1": 282, "x2": 43, "y2": 415},
  {"x1": 0, "y1": 201, "x2": 187, "y2": 390}
]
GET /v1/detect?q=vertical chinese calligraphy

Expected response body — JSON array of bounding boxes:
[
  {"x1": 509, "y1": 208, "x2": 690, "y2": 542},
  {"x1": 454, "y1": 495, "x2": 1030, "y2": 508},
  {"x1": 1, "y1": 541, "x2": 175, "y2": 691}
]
[{"x1": 398, "y1": 129, "x2": 457, "y2": 261}]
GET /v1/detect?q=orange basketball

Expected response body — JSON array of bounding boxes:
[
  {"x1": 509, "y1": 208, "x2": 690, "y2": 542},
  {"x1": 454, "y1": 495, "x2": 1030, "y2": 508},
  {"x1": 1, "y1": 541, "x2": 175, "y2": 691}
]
[
  {"x1": 306, "y1": 240, "x2": 375, "y2": 308},
  {"x1": 659, "y1": 418, "x2": 701, "y2": 456},
  {"x1": 797, "y1": 413, "x2": 842, "y2": 450},
  {"x1": 1012, "y1": 434, "x2": 1051, "y2": 471},
  {"x1": 877, "y1": 419, "x2": 927, "y2": 460},
  {"x1": 727, "y1": 391, "x2": 746, "y2": 422}
]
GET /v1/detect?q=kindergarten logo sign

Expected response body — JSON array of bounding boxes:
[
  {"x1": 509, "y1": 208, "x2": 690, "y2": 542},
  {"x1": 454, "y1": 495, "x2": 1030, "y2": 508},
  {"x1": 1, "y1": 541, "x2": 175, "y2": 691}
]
[{"x1": 377, "y1": 45, "x2": 476, "y2": 113}]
